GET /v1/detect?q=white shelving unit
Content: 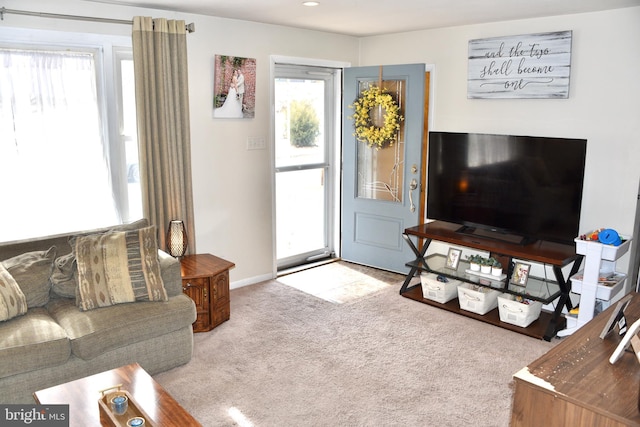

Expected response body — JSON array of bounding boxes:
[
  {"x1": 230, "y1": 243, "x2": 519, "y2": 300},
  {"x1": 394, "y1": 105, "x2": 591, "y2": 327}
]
[{"x1": 558, "y1": 233, "x2": 632, "y2": 337}]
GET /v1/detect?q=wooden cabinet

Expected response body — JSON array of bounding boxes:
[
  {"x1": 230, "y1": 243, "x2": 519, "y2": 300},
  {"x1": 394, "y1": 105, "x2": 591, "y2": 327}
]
[
  {"x1": 180, "y1": 254, "x2": 235, "y2": 333},
  {"x1": 511, "y1": 292, "x2": 640, "y2": 426}
]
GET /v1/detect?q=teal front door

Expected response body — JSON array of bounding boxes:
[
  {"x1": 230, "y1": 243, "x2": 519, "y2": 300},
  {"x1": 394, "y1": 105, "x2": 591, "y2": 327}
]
[{"x1": 341, "y1": 64, "x2": 425, "y2": 273}]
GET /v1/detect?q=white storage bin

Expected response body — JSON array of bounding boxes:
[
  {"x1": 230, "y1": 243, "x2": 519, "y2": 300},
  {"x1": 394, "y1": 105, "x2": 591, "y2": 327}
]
[
  {"x1": 498, "y1": 294, "x2": 542, "y2": 328},
  {"x1": 575, "y1": 233, "x2": 631, "y2": 261},
  {"x1": 421, "y1": 273, "x2": 460, "y2": 304},
  {"x1": 457, "y1": 283, "x2": 501, "y2": 315},
  {"x1": 570, "y1": 272, "x2": 627, "y2": 301}
]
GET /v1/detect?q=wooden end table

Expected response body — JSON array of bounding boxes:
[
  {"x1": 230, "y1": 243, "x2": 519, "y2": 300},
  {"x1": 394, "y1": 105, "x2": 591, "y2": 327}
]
[
  {"x1": 180, "y1": 254, "x2": 235, "y2": 332},
  {"x1": 33, "y1": 363, "x2": 201, "y2": 426}
]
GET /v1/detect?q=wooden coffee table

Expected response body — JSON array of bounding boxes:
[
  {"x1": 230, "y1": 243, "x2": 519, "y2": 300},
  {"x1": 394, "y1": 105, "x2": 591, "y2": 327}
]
[{"x1": 33, "y1": 363, "x2": 201, "y2": 426}]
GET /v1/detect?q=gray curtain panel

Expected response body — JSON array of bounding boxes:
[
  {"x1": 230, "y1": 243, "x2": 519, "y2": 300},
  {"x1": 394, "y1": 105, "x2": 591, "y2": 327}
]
[{"x1": 132, "y1": 16, "x2": 196, "y2": 254}]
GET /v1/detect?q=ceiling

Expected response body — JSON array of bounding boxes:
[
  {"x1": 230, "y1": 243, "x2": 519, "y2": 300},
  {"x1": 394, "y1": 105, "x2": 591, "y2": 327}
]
[{"x1": 82, "y1": 0, "x2": 640, "y2": 36}]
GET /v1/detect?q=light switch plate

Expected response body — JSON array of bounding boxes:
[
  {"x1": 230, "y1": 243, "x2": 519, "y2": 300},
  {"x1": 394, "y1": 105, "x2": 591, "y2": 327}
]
[{"x1": 247, "y1": 136, "x2": 266, "y2": 150}]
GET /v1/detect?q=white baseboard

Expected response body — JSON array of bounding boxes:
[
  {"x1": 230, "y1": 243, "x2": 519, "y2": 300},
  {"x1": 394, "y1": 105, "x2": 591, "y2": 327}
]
[{"x1": 230, "y1": 273, "x2": 274, "y2": 290}]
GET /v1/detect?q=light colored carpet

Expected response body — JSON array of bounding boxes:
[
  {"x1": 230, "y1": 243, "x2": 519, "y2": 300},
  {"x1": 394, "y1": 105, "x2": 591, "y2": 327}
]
[{"x1": 154, "y1": 262, "x2": 557, "y2": 426}]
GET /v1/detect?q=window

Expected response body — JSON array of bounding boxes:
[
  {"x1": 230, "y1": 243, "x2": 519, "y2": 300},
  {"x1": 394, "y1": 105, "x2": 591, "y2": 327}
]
[
  {"x1": 114, "y1": 50, "x2": 142, "y2": 222},
  {"x1": 0, "y1": 29, "x2": 140, "y2": 242}
]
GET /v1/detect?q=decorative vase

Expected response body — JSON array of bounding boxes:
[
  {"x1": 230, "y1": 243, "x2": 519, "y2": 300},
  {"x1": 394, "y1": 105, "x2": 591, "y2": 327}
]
[
  {"x1": 491, "y1": 267, "x2": 503, "y2": 277},
  {"x1": 470, "y1": 262, "x2": 480, "y2": 272},
  {"x1": 481, "y1": 265, "x2": 491, "y2": 274}
]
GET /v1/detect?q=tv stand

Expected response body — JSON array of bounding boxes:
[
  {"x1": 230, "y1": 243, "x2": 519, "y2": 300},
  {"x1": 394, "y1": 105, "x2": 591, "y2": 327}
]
[
  {"x1": 401, "y1": 221, "x2": 582, "y2": 340},
  {"x1": 456, "y1": 225, "x2": 534, "y2": 246}
]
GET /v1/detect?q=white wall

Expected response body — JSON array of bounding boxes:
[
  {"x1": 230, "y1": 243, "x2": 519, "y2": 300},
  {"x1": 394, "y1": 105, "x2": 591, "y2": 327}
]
[
  {"x1": 3, "y1": 0, "x2": 360, "y2": 287},
  {"x1": 359, "y1": 8, "x2": 640, "y2": 282},
  {"x1": 4, "y1": 1, "x2": 639, "y2": 287},
  {"x1": 168, "y1": 17, "x2": 357, "y2": 287}
]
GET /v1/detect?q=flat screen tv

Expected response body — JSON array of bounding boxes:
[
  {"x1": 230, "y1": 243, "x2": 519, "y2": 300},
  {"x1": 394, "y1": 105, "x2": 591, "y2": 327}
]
[{"x1": 427, "y1": 131, "x2": 587, "y2": 245}]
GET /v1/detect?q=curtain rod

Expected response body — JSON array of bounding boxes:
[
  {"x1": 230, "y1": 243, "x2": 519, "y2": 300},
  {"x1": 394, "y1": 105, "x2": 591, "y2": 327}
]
[{"x1": 0, "y1": 7, "x2": 195, "y2": 33}]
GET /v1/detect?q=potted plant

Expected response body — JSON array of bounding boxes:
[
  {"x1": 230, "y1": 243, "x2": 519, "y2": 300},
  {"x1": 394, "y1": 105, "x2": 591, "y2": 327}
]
[
  {"x1": 491, "y1": 260, "x2": 503, "y2": 277},
  {"x1": 466, "y1": 254, "x2": 482, "y2": 271},
  {"x1": 480, "y1": 257, "x2": 492, "y2": 274}
]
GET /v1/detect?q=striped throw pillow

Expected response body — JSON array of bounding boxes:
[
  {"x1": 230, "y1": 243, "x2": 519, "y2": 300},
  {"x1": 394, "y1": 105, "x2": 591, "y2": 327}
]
[
  {"x1": 0, "y1": 263, "x2": 28, "y2": 321},
  {"x1": 75, "y1": 226, "x2": 168, "y2": 311}
]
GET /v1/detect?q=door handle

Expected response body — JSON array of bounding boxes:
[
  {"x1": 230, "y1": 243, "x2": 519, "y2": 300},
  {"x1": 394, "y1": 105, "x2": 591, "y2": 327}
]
[{"x1": 409, "y1": 179, "x2": 417, "y2": 212}]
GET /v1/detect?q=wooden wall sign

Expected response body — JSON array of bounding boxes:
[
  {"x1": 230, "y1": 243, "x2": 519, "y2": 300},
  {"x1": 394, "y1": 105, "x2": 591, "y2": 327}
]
[{"x1": 468, "y1": 30, "x2": 572, "y2": 99}]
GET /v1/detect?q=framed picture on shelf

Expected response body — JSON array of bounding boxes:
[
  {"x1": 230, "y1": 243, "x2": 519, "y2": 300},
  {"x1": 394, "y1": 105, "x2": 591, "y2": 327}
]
[
  {"x1": 600, "y1": 293, "x2": 633, "y2": 339},
  {"x1": 510, "y1": 262, "x2": 531, "y2": 286},
  {"x1": 445, "y1": 248, "x2": 462, "y2": 270}
]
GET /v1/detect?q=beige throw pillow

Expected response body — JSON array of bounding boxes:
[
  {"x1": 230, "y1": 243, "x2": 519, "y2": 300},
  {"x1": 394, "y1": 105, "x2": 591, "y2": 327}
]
[
  {"x1": 75, "y1": 226, "x2": 168, "y2": 311},
  {"x1": 2, "y1": 247, "x2": 57, "y2": 307},
  {"x1": 50, "y1": 252, "x2": 78, "y2": 299},
  {"x1": 0, "y1": 264, "x2": 28, "y2": 321},
  {"x1": 51, "y1": 219, "x2": 150, "y2": 299}
]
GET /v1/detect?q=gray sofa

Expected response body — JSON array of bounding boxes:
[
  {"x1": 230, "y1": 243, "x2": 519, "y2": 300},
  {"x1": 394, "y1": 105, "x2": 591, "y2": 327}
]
[{"x1": 0, "y1": 220, "x2": 197, "y2": 403}]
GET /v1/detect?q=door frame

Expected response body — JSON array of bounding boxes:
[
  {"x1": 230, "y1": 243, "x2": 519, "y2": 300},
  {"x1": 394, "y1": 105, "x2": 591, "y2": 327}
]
[
  {"x1": 422, "y1": 64, "x2": 436, "y2": 223},
  {"x1": 269, "y1": 56, "x2": 350, "y2": 276}
]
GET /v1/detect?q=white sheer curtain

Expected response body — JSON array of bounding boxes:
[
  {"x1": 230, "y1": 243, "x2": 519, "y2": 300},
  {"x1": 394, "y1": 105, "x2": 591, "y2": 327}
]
[{"x1": 0, "y1": 48, "x2": 118, "y2": 241}]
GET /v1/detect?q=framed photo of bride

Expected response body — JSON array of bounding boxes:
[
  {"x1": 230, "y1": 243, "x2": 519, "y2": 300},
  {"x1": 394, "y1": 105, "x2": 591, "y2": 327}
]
[{"x1": 213, "y1": 54, "x2": 256, "y2": 119}]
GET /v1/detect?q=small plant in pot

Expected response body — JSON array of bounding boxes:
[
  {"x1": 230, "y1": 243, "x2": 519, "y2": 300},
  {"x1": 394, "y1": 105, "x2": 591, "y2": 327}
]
[
  {"x1": 466, "y1": 255, "x2": 482, "y2": 271},
  {"x1": 491, "y1": 260, "x2": 503, "y2": 277},
  {"x1": 479, "y1": 257, "x2": 493, "y2": 274}
]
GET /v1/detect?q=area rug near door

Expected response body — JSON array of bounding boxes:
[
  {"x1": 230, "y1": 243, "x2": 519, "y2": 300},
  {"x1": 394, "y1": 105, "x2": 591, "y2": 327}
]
[{"x1": 154, "y1": 272, "x2": 557, "y2": 426}]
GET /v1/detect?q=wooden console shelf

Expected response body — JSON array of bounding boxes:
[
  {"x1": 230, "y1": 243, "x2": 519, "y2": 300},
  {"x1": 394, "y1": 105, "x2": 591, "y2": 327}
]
[{"x1": 400, "y1": 221, "x2": 582, "y2": 340}]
